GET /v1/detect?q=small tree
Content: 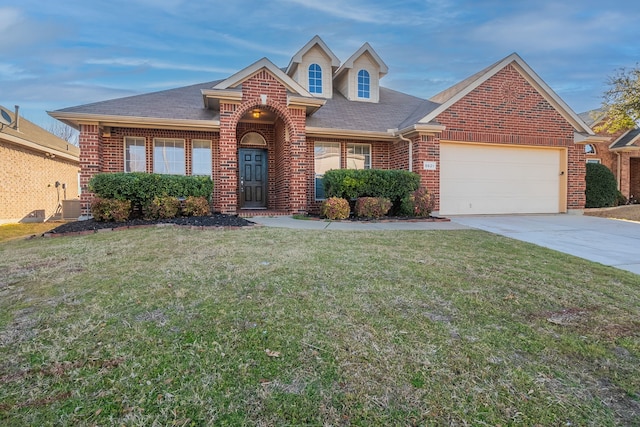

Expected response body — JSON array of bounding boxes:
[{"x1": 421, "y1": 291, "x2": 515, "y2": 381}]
[
  {"x1": 585, "y1": 163, "x2": 617, "y2": 208},
  {"x1": 595, "y1": 66, "x2": 640, "y2": 133}
]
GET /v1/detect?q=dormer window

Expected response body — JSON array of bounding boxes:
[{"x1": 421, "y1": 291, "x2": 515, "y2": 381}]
[
  {"x1": 309, "y1": 64, "x2": 322, "y2": 94},
  {"x1": 357, "y1": 69, "x2": 370, "y2": 99}
]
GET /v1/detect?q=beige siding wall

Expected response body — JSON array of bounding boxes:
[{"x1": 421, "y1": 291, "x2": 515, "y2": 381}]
[
  {"x1": 0, "y1": 140, "x2": 80, "y2": 224},
  {"x1": 299, "y1": 45, "x2": 334, "y2": 98}
]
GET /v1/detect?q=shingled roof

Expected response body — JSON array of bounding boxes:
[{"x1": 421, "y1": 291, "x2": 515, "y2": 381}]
[
  {"x1": 1, "y1": 105, "x2": 79, "y2": 161},
  {"x1": 611, "y1": 128, "x2": 640, "y2": 150}
]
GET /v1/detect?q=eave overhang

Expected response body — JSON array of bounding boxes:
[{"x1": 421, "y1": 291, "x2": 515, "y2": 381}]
[
  {"x1": 0, "y1": 131, "x2": 79, "y2": 162},
  {"x1": 305, "y1": 126, "x2": 396, "y2": 141},
  {"x1": 48, "y1": 111, "x2": 220, "y2": 132}
]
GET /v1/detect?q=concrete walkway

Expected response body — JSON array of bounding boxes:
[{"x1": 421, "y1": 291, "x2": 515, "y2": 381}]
[{"x1": 249, "y1": 214, "x2": 640, "y2": 275}]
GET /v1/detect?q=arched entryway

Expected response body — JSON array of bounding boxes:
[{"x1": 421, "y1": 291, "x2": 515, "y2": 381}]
[{"x1": 238, "y1": 132, "x2": 268, "y2": 209}]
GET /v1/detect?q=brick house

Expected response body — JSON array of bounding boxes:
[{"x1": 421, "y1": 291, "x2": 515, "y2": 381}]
[
  {"x1": 50, "y1": 36, "x2": 602, "y2": 216},
  {"x1": 0, "y1": 105, "x2": 80, "y2": 224},
  {"x1": 579, "y1": 110, "x2": 640, "y2": 202}
]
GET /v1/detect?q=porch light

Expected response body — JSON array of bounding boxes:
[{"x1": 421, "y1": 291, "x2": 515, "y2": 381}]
[{"x1": 252, "y1": 109, "x2": 261, "y2": 119}]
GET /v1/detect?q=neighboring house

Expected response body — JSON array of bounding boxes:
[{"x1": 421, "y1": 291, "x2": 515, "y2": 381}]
[
  {"x1": 0, "y1": 105, "x2": 80, "y2": 224},
  {"x1": 50, "y1": 36, "x2": 602, "y2": 216},
  {"x1": 579, "y1": 110, "x2": 640, "y2": 201}
]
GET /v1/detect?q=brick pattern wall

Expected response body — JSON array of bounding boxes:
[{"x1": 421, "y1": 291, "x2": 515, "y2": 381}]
[
  {"x1": 79, "y1": 124, "x2": 103, "y2": 216},
  {"x1": 0, "y1": 139, "x2": 80, "y2": 223},
  {"x1": 274, "y1": 119, "x2": 290, "y2": 211},
  {"x1": 630, "y1": 157, "x2": 640, "y2": 200},
  {"x1": 429, "y1": 64, "x2": 583, "y2": 210}
]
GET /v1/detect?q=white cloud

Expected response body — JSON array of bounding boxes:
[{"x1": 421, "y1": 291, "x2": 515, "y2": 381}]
[{"x1": 85, "y1": 57, "x2": 236, "y2": 74}]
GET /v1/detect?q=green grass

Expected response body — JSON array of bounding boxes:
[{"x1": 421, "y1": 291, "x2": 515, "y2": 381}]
[{"x1": 0, "y1": 226, "x2": 638, "y2": 425}]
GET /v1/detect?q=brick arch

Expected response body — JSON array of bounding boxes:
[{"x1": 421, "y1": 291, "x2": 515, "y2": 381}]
[{"x1": 229, "y1": 97, "x2": 299, "y2": 139}]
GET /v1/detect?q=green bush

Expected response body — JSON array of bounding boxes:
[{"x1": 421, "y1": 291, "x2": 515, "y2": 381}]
[
  {"x1": 355, "y1": 197, "x2": 391, "y2": 218},
  {"x1": 323, "y1": 169, "x2": 420, "y2": 211},
  {"x1": 585, "y1": 163, "x2": 618, "y2": 208},
  {"x1": 90, "y1": 197, "x2": 131, "y2": 222},
  {"x1": 89, "y1": 173, "x2": 213, "y2": 212},
  {"x1": 183, "y1": 196, "x2": 211, "y2": 216},
  {"x1": 143, "y1": 196, "x2": 181, "y2": 220},
  {"x1": 320, "y1": 197, "x2": 350, "y2": 220},
  {"x1": 616, "y1": 190, "x2": 628, "y2": 206}
]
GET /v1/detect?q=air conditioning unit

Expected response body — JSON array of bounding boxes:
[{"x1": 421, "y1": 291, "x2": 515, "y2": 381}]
[{"x1": 62, "y1": 199, "x2": 81, "y2": 220}]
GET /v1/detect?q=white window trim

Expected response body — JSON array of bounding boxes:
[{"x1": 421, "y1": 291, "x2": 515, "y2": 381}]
[
  {"x1": 124, "y1": 136, "x2": 146, "y2": 173},
  {"x1": 153, "y1": 138, "x2": 186, "y2": 175},
  {"x1": 192, "y1": 139, "x2": 212, "y2": 176},
  {"x1": 314, "y1": 141, "x2": 341, "y2": 200},
  {"x1": 346, "y1": 143, "x2": 371, "y2": 170}
]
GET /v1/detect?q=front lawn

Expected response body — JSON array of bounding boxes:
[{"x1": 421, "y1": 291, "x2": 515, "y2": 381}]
[
  {"x1": 584, "y1": 204, "x2": 640, "y2": 222},
  {"x1": 0, "y1": 227, "x2": 638, "y2": 425},
  {"x1": 0, "y1": 222, "x2": 58, "y2": 243}
]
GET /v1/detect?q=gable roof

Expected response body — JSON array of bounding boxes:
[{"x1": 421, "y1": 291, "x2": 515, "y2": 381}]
[
  {"x1": 578, "y1": 109, "x2": 606, "y2": 128},
  {"x1": 611, "y1": 128, "x2": 640, "y2": 150},
  {"x1": 286, "y1": 35, "x2": 341, "y2": 75},
  {"x1": 334, "y1": 42, "x2": 389, "y2": 79},
  {"x1": 422, "y1": 53, "x2": 594, "y2": 135},
  {"x1": 214, "y1": 57, "x2": 313, "y2": 97},
  {"x1": 1, "y1": 105, "x2": 79, "y2": 161}
]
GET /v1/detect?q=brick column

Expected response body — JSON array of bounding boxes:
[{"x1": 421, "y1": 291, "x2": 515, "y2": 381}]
[
  {"x1": 288, "y1": 107, "x2": 308, "y2": 214},
  {"x1": 567, "y1": 143, "x2": 586, "y2": 210},
  {"x1": 78, "y1": 124, "x2": 103, "y2": 216},
  {"x1": 217, "y1": 103, "x2": 238, "y2": 214},
  {"x1": 414, "y1": 134, "x2": 441, "y2": 211}
]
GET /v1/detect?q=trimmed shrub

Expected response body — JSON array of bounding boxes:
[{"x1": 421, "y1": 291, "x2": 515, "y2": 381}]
[
  {"x1": 143, "y1": 196, "x2": 181, "y2": 220},
  {"x1": 183, "y1": 196, "x2": 210, "y2": 216},
  {"x1": 355, "y1": 197, "x2": 392, "y2": 218},
  {"x1": 323, "y1": 169, "x2": 420, "y2": 212},
  {"x1": 91, "y1": 197, "x2": 131, "y2": 222},
  {"x1": 410, "y1": 187, "x2": 436, "y2": 217},
  {"x1": 320, "y1": 197, "x2": 350, "y2": 220},
  {"x1": 89, "y1": 173, "x2": 213, "y2": 212},
  {"x1": 585, "y1": 163, "x2": 617, "y2": 208}
]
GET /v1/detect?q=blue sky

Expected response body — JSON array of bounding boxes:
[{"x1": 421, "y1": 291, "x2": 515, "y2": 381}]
[{"x1": 1, "y1": 0, "x2": 639, "y2": 130}]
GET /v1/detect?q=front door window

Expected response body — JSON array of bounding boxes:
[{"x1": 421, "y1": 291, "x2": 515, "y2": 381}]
[{"x1": 239, "y1": 148, "x2": 268, "y2": 208}]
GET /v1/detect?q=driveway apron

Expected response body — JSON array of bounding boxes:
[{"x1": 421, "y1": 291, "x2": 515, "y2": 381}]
[{"x1": 449, "y1": 214, "x2": 640, "y2": 275}]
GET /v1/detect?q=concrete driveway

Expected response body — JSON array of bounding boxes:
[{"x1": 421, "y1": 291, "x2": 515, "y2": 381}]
[{"x1": 450, "y1": 214, "x2": 640, "y2": 275}]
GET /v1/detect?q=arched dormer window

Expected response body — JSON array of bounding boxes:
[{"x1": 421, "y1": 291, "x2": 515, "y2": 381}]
[
  {"x1": 357, "y1": 69, "x2": 370, "y2": 99},
  {"x1": 309, "y1": 64, "x2": 322, "y2": 94},
  {"x1": 584, "y1": 144, "x2": 596, "y2": 154}
]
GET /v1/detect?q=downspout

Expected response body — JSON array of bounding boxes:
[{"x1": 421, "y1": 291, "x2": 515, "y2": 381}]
[
  {"x1": 398, "y1": 132, "x2": 413, "y2": 172},
  {"x1": 616, "y1": 152, "x2": 621, "y2": 191}
]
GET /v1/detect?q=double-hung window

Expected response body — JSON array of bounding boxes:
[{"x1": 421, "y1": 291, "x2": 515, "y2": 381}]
[
  {"x1": 124, "y1": 137, "x2": 146, "y2": 172},
  {"x1": 314, "y1": 142, "x2": 341, "y2": 200},
  {"x1": 153, "y1": 138, "x2": 185, "y2": 175},
  {"x1": 192, "y1": 140, "x2": 212, "y2": 176},
  {"x1": 347, "y1": 143, "x2": 371, "y2": 169}
]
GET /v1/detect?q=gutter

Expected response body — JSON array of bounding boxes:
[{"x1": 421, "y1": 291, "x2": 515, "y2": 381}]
[{"x1": 397, "y1": 132, "x2": 413, "y2": 172}]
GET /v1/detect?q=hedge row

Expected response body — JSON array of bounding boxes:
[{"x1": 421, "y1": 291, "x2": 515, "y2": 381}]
[
  {"x1": 585, "y1": 163, "x2": 617, "y2": 208},
  {"x1": 89, "y1": 172, "x2": 213, "y2": 210},
  {"x1": 323, "y1": 169, "x2": 420, "y2": 206}
]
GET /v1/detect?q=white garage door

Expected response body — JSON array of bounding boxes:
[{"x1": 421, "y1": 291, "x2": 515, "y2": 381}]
[{"x1": 440, "y1": 143, "x2": 563, "y2": 215}]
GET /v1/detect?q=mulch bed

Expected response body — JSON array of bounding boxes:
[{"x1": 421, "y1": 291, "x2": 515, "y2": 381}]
[{"x1": 43, "y1": 214, "x2": 255, "y2": 237}]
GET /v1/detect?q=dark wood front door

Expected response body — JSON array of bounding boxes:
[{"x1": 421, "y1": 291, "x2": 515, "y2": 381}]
[{"x1": 239, "y1": 148, "x2": 267, "y2": 209}]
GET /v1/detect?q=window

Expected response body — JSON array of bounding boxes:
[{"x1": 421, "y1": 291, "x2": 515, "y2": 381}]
[
  {"x1": 192, "y1": 140, "x2": 212, "y2": 176},
  {"x1": 357, "y1": 69, "x2": 370, "y2": 99},
  {"x1": 125, "y1": 137, "x2": 146, "y2": 172},
  {"x1": 585, "y1": 144, "x2": 596, "y2": 154},
  {"x1": 309, "y1": 63, "x2": 322, "y2": 94},
  {"x1": 586, "y1": 159, "x2": 601, "y2": 164},
  {"x1": 153, "y1": 138, "x2": 185, "y2": 175},
  {"x1": 347, "y1": 144, "x2": 371, "y2": 169},
  {"x1": 314, "y1": 142, "x2": 341, "y2": 199}
]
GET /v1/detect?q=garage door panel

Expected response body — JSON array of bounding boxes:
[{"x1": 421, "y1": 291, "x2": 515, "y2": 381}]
[{"x1": 440, "y1": 143, "x2": 562, "y2": 215}]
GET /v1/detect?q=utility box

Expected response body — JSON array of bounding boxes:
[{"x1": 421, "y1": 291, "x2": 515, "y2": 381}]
[{"x1": 62, "y1": 199, "x2": 81, "y2": 220}]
